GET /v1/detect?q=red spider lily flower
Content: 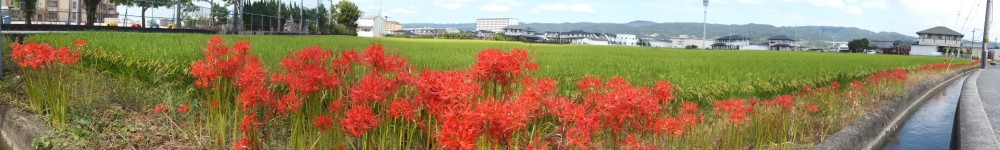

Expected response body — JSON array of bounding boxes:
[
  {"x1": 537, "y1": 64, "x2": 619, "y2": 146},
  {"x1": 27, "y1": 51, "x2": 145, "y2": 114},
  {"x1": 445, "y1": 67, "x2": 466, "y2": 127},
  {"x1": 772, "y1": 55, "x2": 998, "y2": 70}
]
[
  {"x1": 415, "y1": 70, "x2": 481, "y2": 115},
  {"x1": 328, "y1": 99, "x2": 346, "y2": 113},
  {"x1": 525, "y1": 136, "x2": 550, "y2": 150},
  {"x1": 177, "y1": 104, "x2": 190, "y2": 113},
  {"x1": 652, "y1": 117, "x2": 684, "y2": 136},
  {"x1": 653, "y1": 81, "x2": 675, "y2": 104},
  {"x1": 152, "y1": 104, "x2": 169, "y2": 113},
  {"x1": 240, "y1": 114, "x2": 261, "y2": 133},
  {"x1": 681, "y1": 101, "x2": 699, "y2": 114},
  {"x1": 331, "y1": 50, "x2": 359, "y2": 75},
  {"x1": 564, "y1": 113, "x2": 600, "y2": 149},
  {"x1": 210, "y1": 100, "x2": 221, "y2": 109},
  {"x1": 478, "y1": 99, "x2": 534, "y2": 144},
  {"x1": 55, "y1": 47, "x2": 81, "y2": 64},
  {"x1": 361, "y1": 43, "x2": 409, "y2": 73},
  {"x1": 349, "y1": 73, "x2": 398, "y2": 105},
  {"x1": 74, "y1": 39, "x2": 87, "y2": 47},
  {"x1": 772, "y1": 95, "x2": 795, "y2": 110},
  {"x1": 10, "y1": 42, "x2": 78, "y2": 69},
  {"x1": 275, "y1": 46, "x2": 338, "y2": 95},
  {"x1": 623, "y1": 135, "x2": 658, "y2": 150},
  {"x1": 236, "y1": 57, "x2": 276, "y2": 111},
  {"x1": 577, "y1": 76, "x2": 603, "y2": 93},
  {"x1": 850, "y1": 80, "x2": 867, "y2": 89},
  {"x1": 471, "y1": 49, "x2": 538, "y2": 86},
  {"x1": 387, "y1": 98, "x2": 419, "y2": 122},
  {"x1": 808, "y1": 104, "x2": 820, "y2": 113},
  {"x1": 333, "y1": 146, "x2": 346, "y2": 150},
  {"x1": 233, "y1": 138, "x2": 251, "y2": 150},
  {"x1": 436, "y1": 108, "x2": 484, "y2": 150},
  {"x1": 277, "y1": 92, "x2": 302, "y2": 114},
  {"x1": 189, "y1": 60, "x2": 218, "y2": 88},
  {"x1": 343, "y1": 105, "x2": 379, "y2": 138},
  {"x1": 314, "y1": 115, "x2": 334, "y2": 131}
]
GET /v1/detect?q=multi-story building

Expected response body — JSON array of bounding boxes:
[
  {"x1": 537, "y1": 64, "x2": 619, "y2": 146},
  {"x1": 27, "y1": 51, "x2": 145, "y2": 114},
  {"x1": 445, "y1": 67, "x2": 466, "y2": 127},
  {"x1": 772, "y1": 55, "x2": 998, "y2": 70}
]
[
  {"x1": 712, "y1": 35, "x2": 750, "y2": 50},
  {"x1": 476, "y1": 18, "x2": 518, "y2": 33},
  {"x1": 383, "y1": 20, "x2": 402, "y2": 32},
  {"x1": 2, "y1": 0, "x2": 117, "y2": 24},
  {"x1": 767, "y1": 35, "x2": 797, "y2": 51},
  {"x1": 911, "y1": 26, "x2": 964, "y2": 56}
]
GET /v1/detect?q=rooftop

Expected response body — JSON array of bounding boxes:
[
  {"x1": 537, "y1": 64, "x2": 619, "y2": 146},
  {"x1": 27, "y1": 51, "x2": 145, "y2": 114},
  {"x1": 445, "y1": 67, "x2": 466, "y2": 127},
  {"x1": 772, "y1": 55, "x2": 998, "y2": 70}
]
[{"x1": 916, "y1": 26, "x2": 964, "y2": 37}]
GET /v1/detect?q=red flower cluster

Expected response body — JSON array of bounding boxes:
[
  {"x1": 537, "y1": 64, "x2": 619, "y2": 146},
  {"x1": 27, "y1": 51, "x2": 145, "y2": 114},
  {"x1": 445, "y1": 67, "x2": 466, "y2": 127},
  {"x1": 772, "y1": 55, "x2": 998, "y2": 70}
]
[
  {"x1": 623, "y1": 135, "x2": 658, "y2": 150},
  {"x1": 714, "y1": 99, "x2": 753, "y2": 125},
  {"x1": 10, "y1": 41, "x2": 82, "y2": 69},
  {"x1": 241, "y1": 114, "x2": 260, "y2": 133},
  {"x1": 190, "y1": 36, "x2": 255, "y2": 88},
  {"x1": 362, "y1": 43, "x2": 409, "y2": 73},
  {"x1": 152, "y1": 104, "x2": 169, "y2": 113},
  {"x1": 867, "y1": 69, "x2": 909, "y2": 84},
  {"x1": 177, "y1": 104, "x2": 190, "y2": 113},
  {"x1": 342, "y1": 105, "x2": 379, "y2": 138},
  {"x1": 415, "y1": 70, "x2": 481, "y2": 116},
  {"x1": 273, "y1": 46, "x2": 339, "y2": 95},
  {"x1": 436, "y1": 108, "x2": 483, "y2": 150},
  {"x1": 918, "y1": 62, "x2": 955, "y2": 71},
  {"x1": 314, "y1": 115, "x2": 334, "y2": 131},
  {"x1": 349, "y1": 73, "x2": 398, "y2": 105},
  {"x1": 472, "y1": 49, "x2": 539, "y2": 85},
  {"x1": 387, "y1": 98, "x2": 419, "y2": 122},
  {"x1": 807, "y1": 104, "x2": 820, "y2": 113}
]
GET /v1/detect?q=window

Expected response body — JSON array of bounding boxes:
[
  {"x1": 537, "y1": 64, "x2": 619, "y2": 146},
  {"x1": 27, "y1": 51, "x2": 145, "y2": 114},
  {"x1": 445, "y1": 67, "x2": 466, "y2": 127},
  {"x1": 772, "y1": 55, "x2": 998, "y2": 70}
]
[
  {"x1": 72, "y1": 1, "x2": 77, "y2": 9},
  {"x1": 48, "y1": 12, "x2": 57, "y2": 21},
  {"x1": 47, "y1": 0, "x2": 57, "y2": 7}
]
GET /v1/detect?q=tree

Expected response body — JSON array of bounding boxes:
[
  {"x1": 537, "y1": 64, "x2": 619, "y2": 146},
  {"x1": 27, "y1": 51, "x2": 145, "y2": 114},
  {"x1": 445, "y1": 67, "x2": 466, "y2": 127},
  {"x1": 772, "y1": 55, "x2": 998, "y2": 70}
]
[
  {"x1": 113, "y1": 0, "x2": 173, "y2": 27},
  {"x1": 333, "y1": 0, "x2": 360, "y2": 35},
  {"x1": 12, "y1": 0, "x2": 38, "y2": 24},
  {"x1": 848, "y1": 38, "x2": 871, "y2": 53},
  {"x1": 211, "y1": 3, "x2": 230, "y2": 25},
  {"x1": 686, "y1": 45, "x2": 698, "y2": 49}
]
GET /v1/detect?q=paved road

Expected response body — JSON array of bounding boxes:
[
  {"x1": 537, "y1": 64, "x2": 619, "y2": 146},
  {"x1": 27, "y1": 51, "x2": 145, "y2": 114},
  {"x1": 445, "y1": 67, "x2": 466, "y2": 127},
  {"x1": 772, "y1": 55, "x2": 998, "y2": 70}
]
[{"x1": 977, "y1": 66, "x2": 1000, "y2": 138}]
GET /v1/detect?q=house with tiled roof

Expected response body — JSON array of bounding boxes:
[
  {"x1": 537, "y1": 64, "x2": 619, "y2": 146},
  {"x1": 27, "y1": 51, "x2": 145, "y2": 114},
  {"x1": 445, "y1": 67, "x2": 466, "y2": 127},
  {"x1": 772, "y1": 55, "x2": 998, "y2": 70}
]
[
  {"x1": 911, "y1": 26, "x2": 964, "y2": 56},
  {"x1": 767, "y1": 35, "x2": 797, "y2": 51}
]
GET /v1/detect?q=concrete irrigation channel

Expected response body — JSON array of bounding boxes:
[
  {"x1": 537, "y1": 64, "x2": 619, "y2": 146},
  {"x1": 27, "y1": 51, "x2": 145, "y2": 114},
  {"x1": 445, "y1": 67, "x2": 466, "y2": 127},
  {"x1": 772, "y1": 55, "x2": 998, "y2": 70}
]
[{"x1": 815, "y1": 67, "x2": 975, "y2": 150}]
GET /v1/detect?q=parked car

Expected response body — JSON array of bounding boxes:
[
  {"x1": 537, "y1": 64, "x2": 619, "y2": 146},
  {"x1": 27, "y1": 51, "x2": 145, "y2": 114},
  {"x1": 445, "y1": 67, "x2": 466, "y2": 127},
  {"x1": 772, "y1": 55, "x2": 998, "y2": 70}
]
[{"x1": 866, "y1": 50, "x2": 878, "y2": 54}]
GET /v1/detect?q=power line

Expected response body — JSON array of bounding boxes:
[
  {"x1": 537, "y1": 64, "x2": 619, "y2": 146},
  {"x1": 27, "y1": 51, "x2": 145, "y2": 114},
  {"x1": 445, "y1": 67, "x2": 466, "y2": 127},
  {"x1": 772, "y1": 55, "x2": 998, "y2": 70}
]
[{"x1": 960, "y1": 0, "x2": 983, "y2": 33}]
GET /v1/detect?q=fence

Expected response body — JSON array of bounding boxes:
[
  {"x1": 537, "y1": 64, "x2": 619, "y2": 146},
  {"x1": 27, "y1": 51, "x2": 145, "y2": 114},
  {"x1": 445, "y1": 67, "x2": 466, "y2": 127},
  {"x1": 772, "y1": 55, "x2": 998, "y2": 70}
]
[{"x1": 0, "y1": 0, "x2": 324, "y2": 34}]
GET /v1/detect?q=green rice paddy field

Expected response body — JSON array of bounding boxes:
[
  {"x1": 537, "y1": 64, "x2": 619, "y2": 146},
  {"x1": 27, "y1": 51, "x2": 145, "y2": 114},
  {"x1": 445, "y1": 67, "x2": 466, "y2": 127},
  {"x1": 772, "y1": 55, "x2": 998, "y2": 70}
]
[{"x1": 22, "y1": 32, "x2": 962, "y2": 101}]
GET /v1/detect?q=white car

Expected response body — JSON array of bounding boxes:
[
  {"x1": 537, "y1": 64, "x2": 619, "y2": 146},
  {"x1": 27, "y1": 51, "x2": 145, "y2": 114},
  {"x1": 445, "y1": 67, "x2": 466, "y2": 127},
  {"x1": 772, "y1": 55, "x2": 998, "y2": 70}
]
[{"x1": 866, "y1": 50, "x2": 878, "y2": 54}]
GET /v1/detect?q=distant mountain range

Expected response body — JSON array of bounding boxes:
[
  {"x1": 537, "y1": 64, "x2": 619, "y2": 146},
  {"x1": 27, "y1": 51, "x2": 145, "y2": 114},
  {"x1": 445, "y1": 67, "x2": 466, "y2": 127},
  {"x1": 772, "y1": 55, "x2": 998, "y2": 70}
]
[{"x1": 405, "y1": 20, "x2": 919, "y2": 48}]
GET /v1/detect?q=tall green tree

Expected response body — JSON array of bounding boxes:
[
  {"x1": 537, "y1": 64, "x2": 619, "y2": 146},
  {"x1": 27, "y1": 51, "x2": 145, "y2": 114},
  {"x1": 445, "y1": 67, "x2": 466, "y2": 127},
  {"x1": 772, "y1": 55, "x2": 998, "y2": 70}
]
[
  {"x1": 211, "y1": 3, "x2": 230, "y2": 25},
  {"x1": 333, "y1": 0, "x2": 360, "y2": 35},
  {"x1": 848, "y1": 38, "x2": 871, "y2": 53},
  {"x1": 82, "y1": 0, "x2": 103, "y2": 25},
  {"x1": 114, "y1": 0, "x2": 173, "y2": 27},
  {"x1": 11, "y1": 0, "x2": 37, "y2": 24}
]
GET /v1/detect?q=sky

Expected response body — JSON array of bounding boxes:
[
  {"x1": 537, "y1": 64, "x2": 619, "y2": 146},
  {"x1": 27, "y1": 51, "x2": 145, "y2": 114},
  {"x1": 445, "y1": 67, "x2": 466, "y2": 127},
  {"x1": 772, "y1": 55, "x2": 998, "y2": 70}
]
[{"x1": 121, "y1": 0, "x2": 999, "y2": 38}]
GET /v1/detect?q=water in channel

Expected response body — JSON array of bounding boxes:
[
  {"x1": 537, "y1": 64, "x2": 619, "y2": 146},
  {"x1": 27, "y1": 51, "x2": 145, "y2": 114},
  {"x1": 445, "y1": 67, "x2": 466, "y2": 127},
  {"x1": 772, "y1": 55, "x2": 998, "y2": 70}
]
[{"x1": 881, "y1": 75, "x2": 967, "y2": 150}]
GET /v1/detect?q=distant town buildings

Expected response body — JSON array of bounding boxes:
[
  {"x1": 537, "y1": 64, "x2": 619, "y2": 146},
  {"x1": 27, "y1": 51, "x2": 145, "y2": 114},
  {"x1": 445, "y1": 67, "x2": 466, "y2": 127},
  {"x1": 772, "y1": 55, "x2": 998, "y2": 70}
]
[
  {"x1": 2, "y1": 0, "x2": 118, "y2": 24},
  {"x1": 611, "y1": 34, "x2": 638, "y2": 46},
  {"x1": 383, "y1": 20, "x2": 402, "y2": 33},
  {"x1": 357, "y1": 16, "x2": 387, "y2": 37},
  {"x1": 476, "y1": 18, "x2": 520, "y2": 33},
  {"x1": 712, "y1": 35, "x2": 751, "y2": 50},
  {"x1": 669, "y1": 35, "x2": 714, "y2": 49},
  {"x1": 911, "y1": 26, "x2": 963, "y2": 56},
  {"x1": 767, "y1": 35, "x2": 797, "y2": 51}
]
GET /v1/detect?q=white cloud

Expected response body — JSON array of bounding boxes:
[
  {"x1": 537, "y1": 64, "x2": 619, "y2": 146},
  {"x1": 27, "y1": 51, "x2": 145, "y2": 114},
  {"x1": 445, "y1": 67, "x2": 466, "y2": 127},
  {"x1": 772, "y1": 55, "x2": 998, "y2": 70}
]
[
  {"x1": 844, "y1": 5, "x2": 863, "y2": 15},
  {"x1": 734, "y1": 0, "x2": 765, "y2": 4},
  {"x1": 900, "y1": 0, "x2": 979, "y2": 31},
  {"x1": 481, "y1": 0, "x2": 521, "y2": 12},
  {"x1": 390, "y1": 7, "x2": 418, "y2": 14},
  {"x1": 797, "y1": 0, "x2": 888, "y2": 15},
  {"x1": 433, "y1": 0, "x2": 477, "y2": 10},
  {"x1": 529, "y1": 0, "x2": 596, "y2": 14}
]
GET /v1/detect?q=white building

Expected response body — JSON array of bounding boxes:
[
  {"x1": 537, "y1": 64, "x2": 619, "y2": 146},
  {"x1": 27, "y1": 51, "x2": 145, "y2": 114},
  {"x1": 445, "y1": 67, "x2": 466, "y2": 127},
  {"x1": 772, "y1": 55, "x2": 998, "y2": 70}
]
[
  {"x1": 641, "y1": 38, "x2": 672, "y2": 48},
  {"x1": 573, "y1": 38, "x2": 609, "y2": 45},
  {"x1": 476, "y1": 18, "x2": 519, "y2": 33},
  {"x1": 712, "y1": 35, "x2": 751, "y2": 50},
  {"x1": 357, "y1": 16, "x2": 386, "y2": 37},
  {"x1": 911, "y1": 26, "x2": 964, "y2": 56},
  {"x1": 669, "y1": 34, "x2": 714, "y2": 49},
  {"x1": 612, "y1": 34, "x2": 638, "y2": 46},
  {"x1": 767, "y1": 35, "x2": 798, "y2": 51}
]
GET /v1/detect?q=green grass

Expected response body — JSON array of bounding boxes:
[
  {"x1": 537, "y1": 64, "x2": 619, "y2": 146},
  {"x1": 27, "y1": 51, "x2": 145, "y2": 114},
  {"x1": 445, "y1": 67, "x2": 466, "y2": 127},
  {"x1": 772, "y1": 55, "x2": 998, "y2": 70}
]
[{"x1": 23, "y1": 32, "x2": 964, "y2": 102}]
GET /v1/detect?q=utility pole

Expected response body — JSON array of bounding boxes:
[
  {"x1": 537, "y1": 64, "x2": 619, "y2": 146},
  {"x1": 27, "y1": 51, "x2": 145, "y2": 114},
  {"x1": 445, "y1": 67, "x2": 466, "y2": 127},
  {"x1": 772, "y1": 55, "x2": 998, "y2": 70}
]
[
  {"x1": 300, "y1": 0, "x2": 305, "y2": 34},
  {"x1": 983, "y1": 0, "x2": 992, "y2": 69},
  {"x1": 703, "y1": 0, "x2": 708, "y2": 49}
]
